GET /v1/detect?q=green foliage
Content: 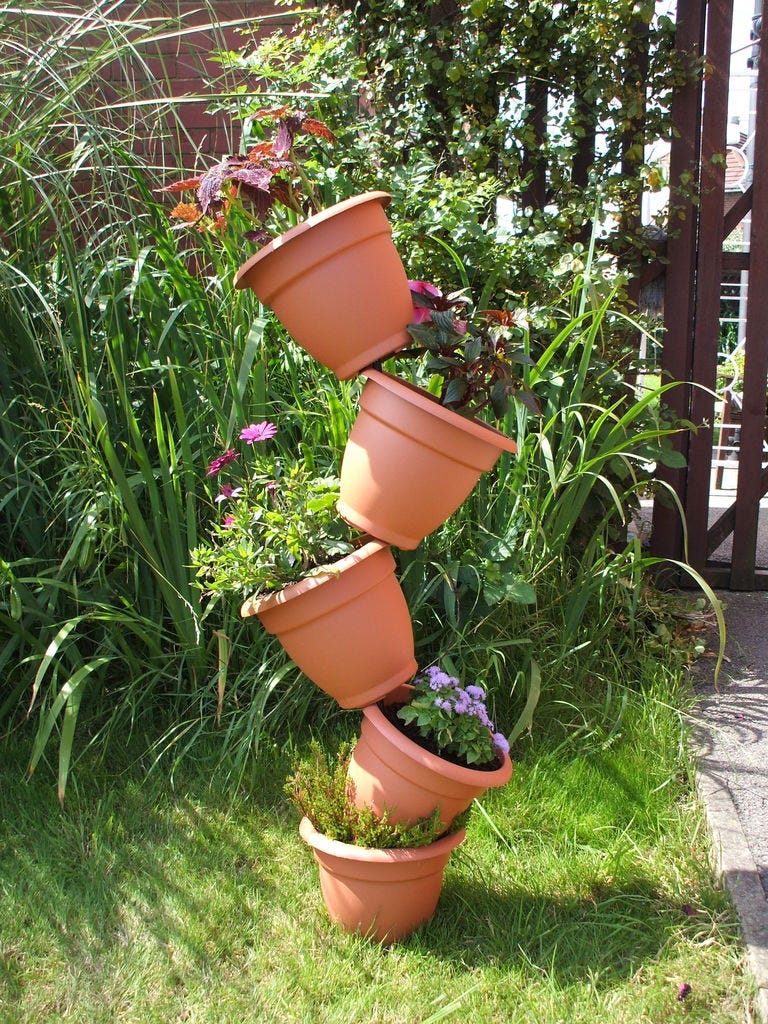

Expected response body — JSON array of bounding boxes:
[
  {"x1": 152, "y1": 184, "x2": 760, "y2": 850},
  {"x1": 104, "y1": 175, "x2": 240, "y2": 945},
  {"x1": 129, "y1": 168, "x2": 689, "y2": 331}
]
[
  {"x1": 191, "y1": 432, "x2": 358, "y2": 598},
  {"x1": 284, "y1": 740, "x2": 453, "y2": 847},
  {"x1": 0, "y1": 0, "x2": 723, "y2": 806},
  {"x1": 219, "y1": 0, "x2": 691, "y2": 294},
  {"x1": 0, "y1": 1, "x2": 351, "y2": 799}
]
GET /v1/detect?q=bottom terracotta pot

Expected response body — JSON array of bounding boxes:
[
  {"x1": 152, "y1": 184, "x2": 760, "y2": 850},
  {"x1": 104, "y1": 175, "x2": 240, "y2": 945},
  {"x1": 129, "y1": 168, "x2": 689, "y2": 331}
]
[
  {"x1": 240, "y1": 541, "x2": 416, "y2": 709},
  {"x1": 347, "y1": 685, "x2": 513, "y2": 830},
  {"x1": 299, "y1": 816, "x2": 465, "y2": 943}
]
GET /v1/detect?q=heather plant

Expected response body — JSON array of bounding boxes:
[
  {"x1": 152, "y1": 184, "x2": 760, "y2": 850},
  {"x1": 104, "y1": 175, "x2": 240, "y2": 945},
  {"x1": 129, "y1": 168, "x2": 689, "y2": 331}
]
[{"x1": 284, "y1": 741, "x2": 457, "y2": 848}]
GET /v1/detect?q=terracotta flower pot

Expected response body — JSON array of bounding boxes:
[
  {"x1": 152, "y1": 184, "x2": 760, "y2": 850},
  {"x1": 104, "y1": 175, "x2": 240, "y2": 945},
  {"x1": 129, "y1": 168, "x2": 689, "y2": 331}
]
[
  {"x1": 347, "y1": 685, "x2": 513, "y2": 831},
  {"x1": 234, "y1": 192, "x2": 413, "y2": 380},
  {"x1": 299, "y1": 816, "x2": 465, "y2": 943},
  {"x1": 338, "y1": 370, "x2": 518, "y2": 549},
  {"x1": 240, "y1": 540, "x2": 416, "y2": 709}
]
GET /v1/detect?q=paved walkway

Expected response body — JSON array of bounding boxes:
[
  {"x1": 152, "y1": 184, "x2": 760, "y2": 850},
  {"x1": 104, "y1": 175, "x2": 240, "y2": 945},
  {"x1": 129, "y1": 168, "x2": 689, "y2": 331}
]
[{"x1": 693, "y1": 590, "x2": 768, "y2": 1021}]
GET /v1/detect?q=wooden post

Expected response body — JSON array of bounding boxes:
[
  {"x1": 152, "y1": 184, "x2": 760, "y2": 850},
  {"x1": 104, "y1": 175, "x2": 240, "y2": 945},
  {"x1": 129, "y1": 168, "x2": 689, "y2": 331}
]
[
  {"x1": 684, "y1": 0, "x2": 734, "y2": 572},
  {"x1": 732, "y1": 0, "x2": 768, "y2": 587},
  {"x1": 651, "y1": 0, "x2": 706, "y2": 564}
]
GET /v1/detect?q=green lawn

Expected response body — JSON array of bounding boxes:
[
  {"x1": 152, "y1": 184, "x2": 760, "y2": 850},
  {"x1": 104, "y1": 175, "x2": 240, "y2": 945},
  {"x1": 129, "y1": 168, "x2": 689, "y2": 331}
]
[{"x1": 0, "y1": 665, "x2": 753, "y2": 1023}]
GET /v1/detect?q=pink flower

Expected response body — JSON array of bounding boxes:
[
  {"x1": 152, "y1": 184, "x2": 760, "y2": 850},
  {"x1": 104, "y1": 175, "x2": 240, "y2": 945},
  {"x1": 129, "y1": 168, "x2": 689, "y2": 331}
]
[
  {"x1": 214, "y1": 484, "x2": 244, "y2": 504},
  {"x1": 408, "y1": 280, "x2": 443, "y2": 324},
  {"x1": 239, "y1": 421, "x2": 277, "y2": 444},
  {"x1": 223, "y1": 514, "x2": 235, "y2": 528},
  {"x1": 206, "y1": 449, "x2": 239, "y2": 477}
]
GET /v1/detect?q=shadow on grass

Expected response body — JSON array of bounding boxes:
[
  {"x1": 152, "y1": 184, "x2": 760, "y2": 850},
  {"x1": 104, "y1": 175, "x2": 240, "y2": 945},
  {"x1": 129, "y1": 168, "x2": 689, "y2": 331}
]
[{"x1": 415, "y1": 872, "x2": 685, "y2": 987}]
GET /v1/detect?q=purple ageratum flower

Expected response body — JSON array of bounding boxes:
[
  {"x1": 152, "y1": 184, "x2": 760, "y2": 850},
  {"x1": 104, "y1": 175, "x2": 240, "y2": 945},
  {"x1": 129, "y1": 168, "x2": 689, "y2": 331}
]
[
  {"x1": 424, "y1": 665, "x2": 454, "y2": 691},
  {"x1": 239, "y1": 421, "x2": 277, "y2": 445},
  {"x1": 207, "y1": 449, "x2": 239, "y2": 477},
  {"x1": 475, "y1": 707, "x2": 492, "y2": 729},
  {"x1": 214, "y1": 484, "x2": 244, "y2": 504},
  {"x1": 453, "y1": 690, "x2": 472, "y2": 715},
  {"x1": 493, "y1": 733, "x2": 510, "y2": 756},
  {"x1": 465, "y1": 684, "x2": 486, "y2": 701}
]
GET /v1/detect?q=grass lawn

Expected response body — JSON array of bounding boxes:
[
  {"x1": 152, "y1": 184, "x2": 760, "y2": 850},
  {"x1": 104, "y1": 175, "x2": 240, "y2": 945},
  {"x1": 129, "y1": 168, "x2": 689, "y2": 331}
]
[{"x1": 0, "y1": 666, "x2": 753, "y2": 1023}]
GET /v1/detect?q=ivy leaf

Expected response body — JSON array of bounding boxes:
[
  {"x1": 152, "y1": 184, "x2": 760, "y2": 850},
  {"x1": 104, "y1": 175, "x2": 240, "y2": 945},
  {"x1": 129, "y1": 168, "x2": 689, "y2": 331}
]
[
  {"x1": 504, "y1": 577, "x2": 536, "y2": 604},
  {"x1": 657, "y1": 447, "x2": 687, "y2": 468}
]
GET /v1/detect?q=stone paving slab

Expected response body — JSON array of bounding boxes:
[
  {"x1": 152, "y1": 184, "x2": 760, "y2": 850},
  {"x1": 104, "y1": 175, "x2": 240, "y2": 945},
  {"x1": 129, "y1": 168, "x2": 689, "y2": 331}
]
[{"x1": 692, "y1": 591, "x2": 768, "y2": 1022}]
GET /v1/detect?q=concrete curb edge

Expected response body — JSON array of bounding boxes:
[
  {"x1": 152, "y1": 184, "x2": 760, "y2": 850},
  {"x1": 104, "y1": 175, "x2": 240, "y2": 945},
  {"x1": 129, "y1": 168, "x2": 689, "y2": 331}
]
[{"x1": 696, "y1": 760, "x2": 768, "y2": 1022}]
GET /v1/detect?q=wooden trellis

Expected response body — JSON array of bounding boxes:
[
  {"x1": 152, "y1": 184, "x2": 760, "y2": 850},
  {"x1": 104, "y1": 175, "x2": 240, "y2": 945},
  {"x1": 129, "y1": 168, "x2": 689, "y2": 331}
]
[{"x1": 650, "y1": 0, "x2": 768, "y2": 590}]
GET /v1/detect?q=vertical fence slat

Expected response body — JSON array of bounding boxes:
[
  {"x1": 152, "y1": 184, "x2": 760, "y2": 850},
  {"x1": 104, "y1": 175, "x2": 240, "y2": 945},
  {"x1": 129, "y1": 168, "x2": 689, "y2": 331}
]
[
  {"x1": 651, "y1": 0, "x2": 706, "y2": 563},
  {"x1": 685, "y1": 0, "x2": 734, "y2": 572},
  {"x1": 732, "y1": 0, "x2": 768, "y2": 587}
]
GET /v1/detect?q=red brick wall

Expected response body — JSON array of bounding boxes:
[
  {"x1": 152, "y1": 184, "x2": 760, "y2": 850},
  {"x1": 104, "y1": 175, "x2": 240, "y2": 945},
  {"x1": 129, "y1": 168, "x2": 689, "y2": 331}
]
[
  {"x1": 118, "y1": 1, "x2": 298, "y2": 164},
  {"x1": 2, "y1": 2, "x2": 300, "y2": 169}
]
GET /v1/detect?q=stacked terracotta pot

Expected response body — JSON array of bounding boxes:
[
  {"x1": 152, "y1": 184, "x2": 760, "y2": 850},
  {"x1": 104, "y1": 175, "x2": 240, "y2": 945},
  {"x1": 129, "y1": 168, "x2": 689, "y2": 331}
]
[{"x1": 235, "y1": 192, "x2": 514, "y2": 942}]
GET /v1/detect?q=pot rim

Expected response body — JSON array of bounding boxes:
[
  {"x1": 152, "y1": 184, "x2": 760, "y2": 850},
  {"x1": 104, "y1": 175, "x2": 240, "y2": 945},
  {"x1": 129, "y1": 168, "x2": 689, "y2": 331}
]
[
  {"x1": 234, "y1": 191, "x2": 392, "y2": 289},
  {"x1": 360, "y1": 369, "x2": 518, "y2": 455},
  {"x1": 363, "y1": 685, "x2": 514, "y2": 786},
  {"x1": 298, "y1": 815, "x2": 466, "y2": 862},
  {"x1": 239, "y1": 538, "x2": 390, "y2": 620}
]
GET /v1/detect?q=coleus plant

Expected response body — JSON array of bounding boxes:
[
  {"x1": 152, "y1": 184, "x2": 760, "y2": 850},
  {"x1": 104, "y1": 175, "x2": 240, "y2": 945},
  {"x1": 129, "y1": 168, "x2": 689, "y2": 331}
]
[
  {"x1": 404, "y1": 280, "x2": 541, "y2": 421},
  {"x1": 163, "y1": 106, "x2": 336, "y2": 245}
]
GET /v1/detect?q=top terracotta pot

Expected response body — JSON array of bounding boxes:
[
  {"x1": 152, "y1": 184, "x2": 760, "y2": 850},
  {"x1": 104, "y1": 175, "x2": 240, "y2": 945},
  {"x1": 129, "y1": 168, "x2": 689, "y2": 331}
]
[{"x1": 234, "y1": 192, "x2": 414, "y2": 380}]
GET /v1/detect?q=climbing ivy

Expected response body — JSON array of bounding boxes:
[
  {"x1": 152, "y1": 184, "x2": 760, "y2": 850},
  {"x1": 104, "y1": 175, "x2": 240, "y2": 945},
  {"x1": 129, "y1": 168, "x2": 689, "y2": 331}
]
[{"x1": 221, "y1": 0, "x2": 691, "y2": 297}]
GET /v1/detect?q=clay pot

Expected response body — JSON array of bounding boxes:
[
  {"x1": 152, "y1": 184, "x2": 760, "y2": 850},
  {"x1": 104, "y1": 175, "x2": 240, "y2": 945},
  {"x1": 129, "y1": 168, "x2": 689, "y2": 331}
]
[
  {"x1": 299, "y1": 816, "x2": 465, "y2": 943},
  {"x1": 347, "y1": 685, "x2": 513, "y2": 831},
  {"x1": 338, "y1": 370, "x2": 518, "y2": 549},
  {"x1": 240, "y1": 540, "x2": 416, "y2": 709},
  {"x1": 234, "y1": 192, "x2": 413, "y2": 380}
]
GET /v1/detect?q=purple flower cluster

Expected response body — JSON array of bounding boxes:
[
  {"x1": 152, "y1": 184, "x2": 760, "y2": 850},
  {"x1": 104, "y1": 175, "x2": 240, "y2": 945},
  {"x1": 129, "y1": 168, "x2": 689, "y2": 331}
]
[{"x1": 419, "y1": 666, "x2": 510, "y2": 757}]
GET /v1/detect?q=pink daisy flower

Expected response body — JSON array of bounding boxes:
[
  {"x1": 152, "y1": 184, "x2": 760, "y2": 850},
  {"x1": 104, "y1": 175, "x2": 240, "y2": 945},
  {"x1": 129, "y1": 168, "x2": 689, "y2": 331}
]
[{"x1": 239, "y1": 421, "x2": 278, "y2": 445}]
